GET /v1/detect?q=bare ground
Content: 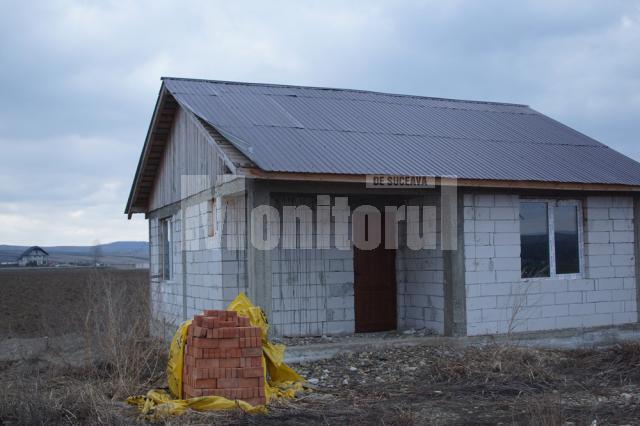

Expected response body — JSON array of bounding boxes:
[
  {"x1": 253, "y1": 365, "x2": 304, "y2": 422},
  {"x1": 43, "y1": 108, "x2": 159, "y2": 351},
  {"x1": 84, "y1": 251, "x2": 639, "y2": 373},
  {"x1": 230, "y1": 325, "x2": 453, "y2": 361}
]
[{"x1": 2, "y1": 269, "x2": 640, "y2": 425}]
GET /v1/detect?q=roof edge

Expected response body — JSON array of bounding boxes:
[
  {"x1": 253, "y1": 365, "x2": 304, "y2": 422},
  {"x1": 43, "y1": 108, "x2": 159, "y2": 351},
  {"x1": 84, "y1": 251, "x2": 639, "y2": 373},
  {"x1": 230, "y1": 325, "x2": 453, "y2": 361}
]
[
  {"x1": 160, "y1": 76, "x2": 529, "y2": 108},
  {"x1": 125, "y1": 82, "x2": 169, "y2": 217}
]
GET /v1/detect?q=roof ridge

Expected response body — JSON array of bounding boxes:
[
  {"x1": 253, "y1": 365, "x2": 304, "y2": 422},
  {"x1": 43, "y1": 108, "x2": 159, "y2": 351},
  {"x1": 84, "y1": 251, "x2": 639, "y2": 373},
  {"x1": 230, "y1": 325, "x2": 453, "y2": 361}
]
[{"x1": 161, "y1": 76, "x2": 529, "y2": 108}]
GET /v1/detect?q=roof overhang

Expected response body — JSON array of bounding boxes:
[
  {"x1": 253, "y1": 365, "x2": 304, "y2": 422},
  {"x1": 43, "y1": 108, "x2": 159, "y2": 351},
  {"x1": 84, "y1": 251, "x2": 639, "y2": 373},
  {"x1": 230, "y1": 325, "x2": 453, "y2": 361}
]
[
  {"x1": 242, "y1": 168, "x2": 640, "y2": 193},
  {"x1": 125, "y1": 83, "x2": 179, "y2": 218}
]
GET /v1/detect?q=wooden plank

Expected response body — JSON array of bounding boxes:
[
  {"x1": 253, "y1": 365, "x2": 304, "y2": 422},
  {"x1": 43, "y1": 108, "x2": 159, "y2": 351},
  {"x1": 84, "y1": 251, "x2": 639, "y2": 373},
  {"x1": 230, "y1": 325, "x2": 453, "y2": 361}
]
[{"x1": 238, "y1": 168, "x2": 640, "y2": 193}]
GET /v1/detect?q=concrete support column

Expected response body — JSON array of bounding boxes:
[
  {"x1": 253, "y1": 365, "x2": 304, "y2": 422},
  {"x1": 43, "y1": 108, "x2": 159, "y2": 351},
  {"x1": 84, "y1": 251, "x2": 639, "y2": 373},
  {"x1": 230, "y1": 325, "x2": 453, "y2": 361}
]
[
  {"x1": 443, "y1": 189, "x2": 467, "y2": 336},
  {"x1": 246, "y1": 179, "x2": 273, "y2": 322},
  {"x1": 634, "y1": 195, "x2": 640, "y2": 323}
]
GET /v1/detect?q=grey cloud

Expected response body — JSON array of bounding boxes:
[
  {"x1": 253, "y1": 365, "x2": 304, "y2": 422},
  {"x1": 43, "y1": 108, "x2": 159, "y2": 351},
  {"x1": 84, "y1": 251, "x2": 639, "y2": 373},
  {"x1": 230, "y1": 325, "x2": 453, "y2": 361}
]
[{"x1": 1, "y1": 0, "x2": 639, "y2": 245}]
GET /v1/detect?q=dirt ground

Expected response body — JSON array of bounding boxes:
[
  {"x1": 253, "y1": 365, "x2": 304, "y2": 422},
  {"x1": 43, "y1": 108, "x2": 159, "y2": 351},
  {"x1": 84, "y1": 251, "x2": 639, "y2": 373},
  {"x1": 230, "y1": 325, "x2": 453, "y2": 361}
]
[
  {"x1": 0, "y1": 268, "x2": 148, "y2": 339},
  {"x1": 2, "y1": 268, "x2": 640, "y2": 425}
]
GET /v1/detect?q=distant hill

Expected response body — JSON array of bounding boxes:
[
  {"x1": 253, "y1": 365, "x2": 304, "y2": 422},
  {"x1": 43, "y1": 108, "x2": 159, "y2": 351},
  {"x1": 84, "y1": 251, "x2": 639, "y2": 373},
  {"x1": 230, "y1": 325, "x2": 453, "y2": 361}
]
[{"x1": 0, "y1": 241, "x2": 149, "y2": 266}]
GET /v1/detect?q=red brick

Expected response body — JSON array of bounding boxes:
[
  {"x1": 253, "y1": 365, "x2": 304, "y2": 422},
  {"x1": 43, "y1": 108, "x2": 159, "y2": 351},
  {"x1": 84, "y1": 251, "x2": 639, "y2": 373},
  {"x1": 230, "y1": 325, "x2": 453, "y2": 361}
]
[
  {"x1": 193, "y1": 326, "x2": 208, "y2": 337},
  {"x1": 237, "y1": 377, "x2": 261, "y2": 388},
  {"x1": 218, "y1": 338, "x2": 240, "y2": 349},
  {"x1": 193, "y1": 315, "x2": 205, "y2": 327},
  {"x1": 216, "y1": 319, "x2": 237, "y2": 328},
  {"x1": 242, "y1": 347, "x2": 262, "y2": 357},
  {"x1": 193, "y1": 337, "x2": 219, "y2": 348},
  {"x1": 238, "y1": 316, "x2": 250, "y2": 327},
  {"x1": 219, "y1": 358, "x2": 240, "y2": 368},
  {"x1": 241, "y1": 367, "x2": 263, "y2": 378},
  {"x1": 217, "y1": 378, "x2": 239, "y2": 388},
  {"x1": 195, "y1": 358, "x2": 220, "y2": 369},
  {"x1": 194, "y1": 378, "x2": 217, "y2": 388}
]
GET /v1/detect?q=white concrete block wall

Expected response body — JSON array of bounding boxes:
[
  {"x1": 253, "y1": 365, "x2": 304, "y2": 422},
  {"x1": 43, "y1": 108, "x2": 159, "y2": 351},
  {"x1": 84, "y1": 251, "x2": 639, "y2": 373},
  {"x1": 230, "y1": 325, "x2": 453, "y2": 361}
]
[
  {"x1": 149, "y1": 193, "x2": 248, "y2": 335},
  {"x1": 464, "y1": 193, "x2": 638, "y2": 336},
  {"x1": 271, "y1": 195, "x2": 355, "y2": 336},
  {"x1": 270, "y1": 193, "x2": 446, "y2": 337},
  {"x1": 396, "y1": 195, "x2": 444, "y2": 333},
  {"x1": 149, "y1": 215, "x2": 184, "y2": 329}
]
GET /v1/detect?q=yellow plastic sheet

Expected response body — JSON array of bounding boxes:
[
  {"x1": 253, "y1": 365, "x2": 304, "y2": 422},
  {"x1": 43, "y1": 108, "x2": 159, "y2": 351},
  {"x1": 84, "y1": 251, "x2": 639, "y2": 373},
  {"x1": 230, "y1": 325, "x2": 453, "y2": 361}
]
[
  {"x1": 127, "y1": 292, "x2": 305, "y2": 418},
  {"x1": 227, "y1": 292, "x2": 305, "y2": 401}
]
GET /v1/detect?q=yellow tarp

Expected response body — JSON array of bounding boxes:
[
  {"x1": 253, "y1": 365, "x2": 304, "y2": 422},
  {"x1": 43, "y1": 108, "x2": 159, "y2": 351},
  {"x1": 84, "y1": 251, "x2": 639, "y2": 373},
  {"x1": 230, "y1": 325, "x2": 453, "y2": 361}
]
[{"x1": 127, "y1": 292, "x2": 304, "y2": 418}]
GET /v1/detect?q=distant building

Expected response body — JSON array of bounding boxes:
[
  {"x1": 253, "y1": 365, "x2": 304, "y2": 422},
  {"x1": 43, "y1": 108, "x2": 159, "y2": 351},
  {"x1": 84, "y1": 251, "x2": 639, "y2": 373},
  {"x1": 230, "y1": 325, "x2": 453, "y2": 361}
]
[{"x1": 17, "y1": 246, "x2": 49, "y2": 267}]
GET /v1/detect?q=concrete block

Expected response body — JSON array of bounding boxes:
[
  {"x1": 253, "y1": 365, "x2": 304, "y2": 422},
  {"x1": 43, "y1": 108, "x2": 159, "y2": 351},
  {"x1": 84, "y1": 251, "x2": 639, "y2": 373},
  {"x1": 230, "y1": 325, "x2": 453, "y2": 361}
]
[
  {"x1": 569, "y1": 303, "x2": 595, "y2": 315},
  {"x1": 587, "y1": 196, "x2": 612, "y2": 208},
  {"x1": 490, "y1": 207, "x2": 517, "y2": 220},
  {"x1": 467, "y1": 296, "x2": 497, "y2": 310},
  {"x1": 495, "y1": 245, "x2": 520, "y2": 258},
  {"x1": 596, "y1": 278, "x2": 624, "y2": 290},
  {"x1": 326, "y1": 296, "x2": 352, "y2": 309},
  {"x1": 588, "y1": 266, "x2": 615, "y2": 279},
  {"x1": 613, "y1": 220, "x2": 634, "y2": 231},
  {"x1": 473, "y1": 194, "x2": 495, "y2": 207},
  {"x1": 568, "y1": 279, "x2": 594, "y2": 291},
  {"x1": 475, "y1": 246, "x2": 495, "y2": 259},
  {"x1": 586, "y1": 208, "x2": 609, "y2": 220},
  {"x1": 587, "y1": 255, "x2": 611, "y2": 268},
  {"x1": 586, "y1": 232, "x2": 610, "y2": 244},
  {"x1": 481, "y1": 283, "x2": 513, "y2": 296},
  {"x1": 611, "y1": 289, "x2": 635, "y2": 301},
  {"x1": 587, "y1": 243, "x2": 614, "y2": 255},
  {"x1": 588, "y1": 220, "x2": 612, "y2": 232},
  {"x1": 481, "y1": 308, "x2": 509, "y2": 322},
  {"x1": 492, "y1": 257, "x2": 520, "y2": 271},
  {"x1": 555, "y1": 315, "x2": 583, "y2": 329},
  {"x1": 595, "y1": 301, "x2": 624, "y2": 314},
  {"x1": 495, "y1": 269, "x2": 522, "y2": 283},
  {"x1": 527, "y1": 317, "x2": 556, "y2": 331},
  {"x1": 611, "y1": 232, "x2": 634, "y2": 243},
  {"x1": 526, "y1": 293, "x2": 555, "y2": 306},
  {"x1": 614, "y1": 243, "x2": 634, "y2": 255},
  {"x1": 494, "y1": 194, "x2": 518, "y2": 207},
  {"x1": 474, "y1": 207, "x2": 491, "y2": 220},
  {"x1": 466, "y1": 271, "x2": 495, "y2": 284},
  {"x1": 614, "y1": 266, "x2": 635, "y2": 278},
  {"x1": 581, "y1": 313, "x2": 613, "y2": 327},
  {"x1": 609, "y1": 208, "x2": 633, "y2": 219},
  {"x1": 585, "y1": 290, "x2": 612, "y2": 303},
  {"x1": 475, "y1": 220, "x2": 495, "y2": 233},
  {"x1": 613, "y1": 312, "x2": 637, "y2": 324},
  {"x1": 493, "y1": 233, "x2": 520, "y2": 246},
  {"x1": 494, "y1": 220, "x2": 519, "y2": 233},
  {"x1": 555, "y1": 291, "x2": 582, "y2": 304},
  {"x1": 542, "y1": 304, "x2": 569, "y2": 317}
]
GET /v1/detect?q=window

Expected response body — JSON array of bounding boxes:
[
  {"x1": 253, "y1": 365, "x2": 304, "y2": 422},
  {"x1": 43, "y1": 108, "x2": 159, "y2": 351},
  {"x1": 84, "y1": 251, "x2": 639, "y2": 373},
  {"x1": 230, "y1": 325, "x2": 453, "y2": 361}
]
[
  {"x1": 161, "y1": 217, "x2": 173, "y2": 280},
  {"x1": 520, "y1": 200, "x2": 583, "y2": 279}
]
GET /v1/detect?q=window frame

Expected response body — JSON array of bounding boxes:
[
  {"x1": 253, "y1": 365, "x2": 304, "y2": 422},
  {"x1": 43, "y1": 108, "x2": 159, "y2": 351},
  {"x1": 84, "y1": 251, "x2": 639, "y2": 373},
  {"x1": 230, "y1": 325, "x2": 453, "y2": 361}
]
[
  {"x1": 160, "y1": 216, "x2": 173, "y2": 281},
  {"x1": 520, "y1": 199, "x2": 584, "y2": 280}
]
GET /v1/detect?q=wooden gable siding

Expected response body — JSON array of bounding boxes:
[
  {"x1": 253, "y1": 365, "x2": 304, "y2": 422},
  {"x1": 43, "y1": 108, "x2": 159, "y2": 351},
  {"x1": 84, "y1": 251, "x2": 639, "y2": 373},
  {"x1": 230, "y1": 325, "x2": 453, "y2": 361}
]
[{"x1": 149, "y1": 106, "x2": 221, "y2": 211}]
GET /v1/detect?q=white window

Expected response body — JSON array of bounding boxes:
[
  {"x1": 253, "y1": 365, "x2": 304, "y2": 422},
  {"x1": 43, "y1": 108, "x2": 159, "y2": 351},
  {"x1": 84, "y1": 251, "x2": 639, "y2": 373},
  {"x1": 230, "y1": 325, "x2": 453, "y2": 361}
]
[
  {"x1": 519, "y1": 200, "x2": 584, "y2": 279},
  {"x1": 160, "y1": 217, "x2": 173, "y2": 280}
]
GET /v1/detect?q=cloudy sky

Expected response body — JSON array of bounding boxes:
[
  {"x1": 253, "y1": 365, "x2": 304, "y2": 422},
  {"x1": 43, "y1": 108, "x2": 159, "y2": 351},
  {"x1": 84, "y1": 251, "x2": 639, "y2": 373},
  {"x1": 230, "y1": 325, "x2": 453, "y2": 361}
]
[{"x1": 1, "y1": 0, "x2": 639, "y2": 246}]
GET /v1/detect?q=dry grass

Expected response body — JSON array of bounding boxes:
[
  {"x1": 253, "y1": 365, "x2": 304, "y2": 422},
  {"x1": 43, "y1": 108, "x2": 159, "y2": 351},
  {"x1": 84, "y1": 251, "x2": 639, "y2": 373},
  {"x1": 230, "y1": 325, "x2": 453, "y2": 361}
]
[{"x1": 0, "y1": 268, "x2": 166, "y2": 425}]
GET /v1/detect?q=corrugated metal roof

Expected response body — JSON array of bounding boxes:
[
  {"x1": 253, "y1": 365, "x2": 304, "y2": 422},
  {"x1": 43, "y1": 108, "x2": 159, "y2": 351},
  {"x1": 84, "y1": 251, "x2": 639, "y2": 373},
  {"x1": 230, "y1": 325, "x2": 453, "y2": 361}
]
[{"x1": 162, "y1": 77, "x2": 640, "y2": 185}]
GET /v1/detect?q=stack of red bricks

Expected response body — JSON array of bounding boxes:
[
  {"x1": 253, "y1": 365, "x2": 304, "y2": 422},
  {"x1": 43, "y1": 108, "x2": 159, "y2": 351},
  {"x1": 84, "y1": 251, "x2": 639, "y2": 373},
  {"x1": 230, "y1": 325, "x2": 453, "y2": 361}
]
[{"x1": 183, "y1": 309, "x2": 265, "y2": 406}]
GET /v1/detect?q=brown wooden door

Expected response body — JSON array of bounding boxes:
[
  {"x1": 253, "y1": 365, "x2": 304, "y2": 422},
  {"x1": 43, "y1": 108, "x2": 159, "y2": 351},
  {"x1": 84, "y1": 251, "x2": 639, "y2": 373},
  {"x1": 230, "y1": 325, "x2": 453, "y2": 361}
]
[{"x1": 353, "y1": 211, "x2": 397, "y2": 332}]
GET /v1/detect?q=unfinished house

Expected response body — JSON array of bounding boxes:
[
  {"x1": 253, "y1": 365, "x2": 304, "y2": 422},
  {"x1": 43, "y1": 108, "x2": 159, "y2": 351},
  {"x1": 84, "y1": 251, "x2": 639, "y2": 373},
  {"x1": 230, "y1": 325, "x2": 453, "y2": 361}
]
[{"x1": 126, "y1": 77, "x2": 640, "y2": 338}]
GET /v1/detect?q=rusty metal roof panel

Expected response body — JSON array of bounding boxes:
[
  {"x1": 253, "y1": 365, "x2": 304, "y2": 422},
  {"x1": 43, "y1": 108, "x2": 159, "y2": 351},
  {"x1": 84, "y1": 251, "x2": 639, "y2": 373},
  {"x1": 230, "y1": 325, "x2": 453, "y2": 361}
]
[{"x1": 162, "y1": 77, "x2": 640, "y2": 185}]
